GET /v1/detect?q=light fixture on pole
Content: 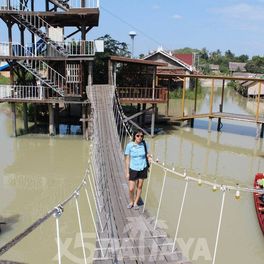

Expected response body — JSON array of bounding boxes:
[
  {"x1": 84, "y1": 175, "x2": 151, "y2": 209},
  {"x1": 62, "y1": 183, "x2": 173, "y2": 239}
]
[{"x1": 129, "y1": 31, "x2": 137, "y2": 58}]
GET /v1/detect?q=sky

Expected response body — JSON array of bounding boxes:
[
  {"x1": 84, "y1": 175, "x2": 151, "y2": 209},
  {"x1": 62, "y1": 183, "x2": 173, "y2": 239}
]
[
  {"x1": 1, "y1": 0, "x2": 264, "y2": 57},
  {"x1": 88, "y1": 0, "x2": 264, "y2": 57}
]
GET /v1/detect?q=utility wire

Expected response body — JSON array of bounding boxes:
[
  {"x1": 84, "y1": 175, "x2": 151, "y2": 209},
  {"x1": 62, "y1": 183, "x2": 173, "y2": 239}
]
[{"x1": 101, "y1": 5, "x2": 163, "y2": 48}]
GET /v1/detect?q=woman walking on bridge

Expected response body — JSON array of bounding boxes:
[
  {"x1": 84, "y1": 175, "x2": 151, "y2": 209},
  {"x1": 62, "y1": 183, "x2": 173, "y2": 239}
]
[{"x1": 125, "y1": 130, "x2": 151, "y2": 210}]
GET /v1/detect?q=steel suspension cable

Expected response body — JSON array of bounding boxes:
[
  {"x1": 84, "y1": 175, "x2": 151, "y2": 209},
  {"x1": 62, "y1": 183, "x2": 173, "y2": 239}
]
[
  {"x1": 172, "y1": 175, "x2": 189, "y2": 252},
  {"x1": 212, "y1": 188, "x2": 226, "y2": 264},
  {"x1": 75, "y1": 193, "x2": 88, "y2": 264},
  {"x1": 154, "y1": 169, "x2": 167, "y2": 230}
]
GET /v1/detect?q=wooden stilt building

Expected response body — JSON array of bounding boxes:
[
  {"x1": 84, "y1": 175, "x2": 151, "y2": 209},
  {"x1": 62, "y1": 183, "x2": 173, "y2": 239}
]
[{"x1": 0, "y1": 0, "x2": 101, "y2": 137}]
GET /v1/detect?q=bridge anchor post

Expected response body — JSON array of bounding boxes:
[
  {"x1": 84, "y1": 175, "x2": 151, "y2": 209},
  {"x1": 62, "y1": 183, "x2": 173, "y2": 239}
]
[
  {"x1": 260, "y1": 123, "x2": 264, "y2": 138},
  {"x1": 11, "y1": 103, "x2": 17, "y2": 137},
  {"x1": 256, "y1": 123, "x2": 261, "y2": 140},
  {"x1": 48, "y1": 104, "x2": 55, "y2": 136},
  {"x1": 208, "y1": 117, "x2": 212, "y2": 133},
  {"x1": 151, "y1": 104, "x2": 156, "y2": 137},
  {"x1": 23, "y1": 103, "x2": 28, "y2": 133}
]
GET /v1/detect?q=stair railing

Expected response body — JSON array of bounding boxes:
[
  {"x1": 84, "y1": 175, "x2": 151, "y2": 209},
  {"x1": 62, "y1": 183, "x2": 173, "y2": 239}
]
[
  {"x1": 10, "y1": 42, "x2": 65, "y2": 96},
  {"x1": 11, "y1": 13, "x2": 67, "y2": 56}
]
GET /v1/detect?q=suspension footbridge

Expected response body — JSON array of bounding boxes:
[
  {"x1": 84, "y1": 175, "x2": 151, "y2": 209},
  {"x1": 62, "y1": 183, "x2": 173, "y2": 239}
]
[
  {"x1": 0, "y1": 85, "x2": 263, "y2": 264},
  {"x1": 89, "y1": 85, "x2": 190, "y2": 263}
]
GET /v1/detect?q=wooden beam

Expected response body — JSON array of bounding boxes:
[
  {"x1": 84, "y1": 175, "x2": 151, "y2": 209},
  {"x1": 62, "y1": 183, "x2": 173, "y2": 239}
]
[
  {"x1": 159, "y1": 73, "x2": 264, "y2": 83},
  {"x1": 181, "y1": 78, "x2": 186, "y2": 117},
  {"x1": 256, "y1": 81, "x2": 262, "y2": 122},
  {"x1": 123, "y1": 106, "x2": 154, "y2": 122},
  {"x1": 128, "y1": 120, "x2": 151, "y2": 137},
  {"x1": 209, "y1": 79, "x2": 214, "y2": 115}
]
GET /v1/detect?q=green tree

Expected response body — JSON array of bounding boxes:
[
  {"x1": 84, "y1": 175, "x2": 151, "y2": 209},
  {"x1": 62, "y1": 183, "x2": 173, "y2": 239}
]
[
  {"x1": 93, "y1": 34, "x2": 130, "y2": 84},
  {"x1": 199, "y1": 48, "x2": 209, "y2": 61},
  {"x1": 245, "y1": 56, "x2": 264, "y2": 73},
  {"x1": 209, "y1": 49, "x2": 222, "y2": 64},
  {"x1": 224, "y1": 49, "x2": 235, "y2": 60},
  {"x1": 237, "y1": 54, "x2": 249, "y2": 63},
  {"x1": 173, "y1": 47, "x2": 200, "y2": 54}
]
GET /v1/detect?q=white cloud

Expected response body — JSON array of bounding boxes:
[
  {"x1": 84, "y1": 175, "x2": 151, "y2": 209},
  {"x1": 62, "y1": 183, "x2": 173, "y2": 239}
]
[
  {"x1": 172, "y1": 14, "x2": 182, "y2": 20},
  {"x1": 210, "y1": 3, "x2": 264, "y2": 21}
]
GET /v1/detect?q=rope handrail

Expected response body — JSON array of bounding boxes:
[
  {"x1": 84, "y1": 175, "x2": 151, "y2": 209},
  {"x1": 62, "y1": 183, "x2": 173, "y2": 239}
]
[
  {"x1": 113, "y1": 86, "x2": 264, "y2": 196},
  {"x1": 0, "y1": 175, "x2": 87, "y2": 256},
  {"x1": 151, "y1": 160, "x2": 264, "y2": 195}
]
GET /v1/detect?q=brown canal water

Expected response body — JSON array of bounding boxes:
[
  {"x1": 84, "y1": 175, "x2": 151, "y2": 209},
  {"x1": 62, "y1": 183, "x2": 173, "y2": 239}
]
[{"x1": 0, "y1": 86, "x2": 264, "y2": 263}]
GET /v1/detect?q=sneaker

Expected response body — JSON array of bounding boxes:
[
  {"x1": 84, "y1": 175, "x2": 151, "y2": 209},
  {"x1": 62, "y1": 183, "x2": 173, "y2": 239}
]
[
  {"x1": 127, "y1": 203, "x2": 133, "y2": 209},
  {"x1": 133, "y1": 204, "x2": 140, "y2": 210}
]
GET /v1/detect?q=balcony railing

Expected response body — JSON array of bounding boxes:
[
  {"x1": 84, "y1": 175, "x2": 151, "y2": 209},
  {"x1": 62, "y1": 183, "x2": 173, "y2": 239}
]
[
  {"x1": 0, "y1": 0, "x2": 100, "y2": 10},
  {"x1": 0, "y1": 41, "x2": 96, "y2": 57},
  {"x1": 0, "y1": 0, "x2": 24, "y2": 10},
  {"x1": 55, "y1": 40, "x2": 95, "y2": 56},
  {"x1": 68, "y1": 0, "x2": 100, "y2": 8},
  {"x1": 117, "y1": 87, "x2": 168, "y2": 102},
  {"x1": 0, "y1": 85, "x2": 47, "y2": 100}
]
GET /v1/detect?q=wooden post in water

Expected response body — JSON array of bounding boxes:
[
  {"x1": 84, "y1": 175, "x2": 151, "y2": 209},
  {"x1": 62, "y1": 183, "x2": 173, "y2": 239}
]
[
  {"x1": 191, "y1": 78, "x2": 198, "y2": 127},
  {"x1": 208, "y1": 79, "x2": 215, "y2": 133},
  {"x1": 217, "y1": 79, "x2": 225, "y2": 131},
  {"x1": 11, "y1": 103, "x2": 17, "y2": 137},
  {"x1": 255, "y1": 81, "x2": 262, "y2": 139},
  {"x1": 55, "y1": 103, "x2": 60, "y2": 135},
  {"x1": 181, "y1": 78, "x2": 186, "y2": 117},
  {"x1": 23, "y1": 103, "x2": 28, "y2": 133},
  {"x1": 260, "y1": 124, "x2": 264, "y2": 138},
  {"x1": 82, "y1": 103, "x2": 87, "y2": 139},
  {"x1": 34, "y1": 104, "x2": 37, "y2": 127},
  {"x1": 151, "y1": 104, "x2": 156, "y2": 137},
  {"x1": 48, "y1": 104, "x2": 55, "y2": 136},
  {"x1": 166, "y1": 77, "x2": 171, "y2": 117}
]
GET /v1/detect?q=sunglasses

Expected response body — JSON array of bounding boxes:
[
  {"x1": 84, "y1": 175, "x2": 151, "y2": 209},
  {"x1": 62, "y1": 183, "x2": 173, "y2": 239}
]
[{"x1": 136, "y1": 134, "x2": 144, "y2": 138}]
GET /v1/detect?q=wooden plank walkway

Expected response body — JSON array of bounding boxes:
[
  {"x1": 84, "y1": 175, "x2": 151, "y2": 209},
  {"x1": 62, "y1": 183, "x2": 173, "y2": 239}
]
[
  {"x1": 168, "y1": 111, "x2": 264, "y2": 124},
  {"x1": 89, "y1": 85, "x2": 191, "y2": 264}
]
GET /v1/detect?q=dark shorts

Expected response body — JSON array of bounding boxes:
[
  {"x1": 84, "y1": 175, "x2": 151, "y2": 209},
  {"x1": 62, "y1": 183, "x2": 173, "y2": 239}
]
[{"x1": 129, "y1": 167, "x2": 148, "y2": 181}]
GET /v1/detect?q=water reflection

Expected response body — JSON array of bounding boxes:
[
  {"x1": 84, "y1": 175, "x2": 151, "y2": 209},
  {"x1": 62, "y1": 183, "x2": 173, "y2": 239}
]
[
  {"x1": 0, "y1": 84, "x2": 264, "y2": 264},
  {"x1": 0, "y1": 106, "x2": 94, "y2": 263}
]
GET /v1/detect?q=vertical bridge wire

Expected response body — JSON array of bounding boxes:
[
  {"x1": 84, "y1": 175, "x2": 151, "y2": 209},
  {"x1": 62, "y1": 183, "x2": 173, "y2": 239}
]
[
  {"x1": 154, "y1": 169, "x2": 167, "y2": 230},
  {"x1": 172, "y1": 179, "x2": 189, "y2": 252},
  {"x1": 75, "y1": 194, "x2": 88, "y2": 264},
  {"x1": 212, "y1": 189, "x2": 226, "y2": 264},
  {"x1": 84, "y1": 186, "x2": 104, "y2": 258},
  {"x1": 55, "y1": 215, "x2": 62, "y2": 264},
  {"x1": 86, "y1": 168, "x2": 104, "y2": 232},
  {"x1": 142, "y1": 163, "x2": 153, "y2": 213}
]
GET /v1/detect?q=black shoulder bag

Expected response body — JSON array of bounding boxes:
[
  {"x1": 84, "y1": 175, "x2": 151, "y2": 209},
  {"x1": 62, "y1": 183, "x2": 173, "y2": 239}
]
[{"x1": 142, "y1": 140, "x2": 150, "y2": 169}]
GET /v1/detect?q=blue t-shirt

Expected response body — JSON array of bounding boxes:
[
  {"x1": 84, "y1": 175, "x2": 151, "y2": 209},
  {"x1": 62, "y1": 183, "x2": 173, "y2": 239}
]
[{"x1": 125, "y1": 141, "x2": 149, "y2": 171}]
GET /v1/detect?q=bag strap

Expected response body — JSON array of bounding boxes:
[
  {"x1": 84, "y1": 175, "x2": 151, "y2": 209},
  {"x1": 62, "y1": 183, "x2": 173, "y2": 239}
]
[{"x1": 142, "y1": 140, "x2": 150, "y2": 168}]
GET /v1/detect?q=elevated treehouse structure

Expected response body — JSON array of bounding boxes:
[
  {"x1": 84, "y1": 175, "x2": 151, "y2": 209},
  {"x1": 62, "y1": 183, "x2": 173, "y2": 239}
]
[{"x1": 0, "y1": 0, "x2": 101, "y2": 136}]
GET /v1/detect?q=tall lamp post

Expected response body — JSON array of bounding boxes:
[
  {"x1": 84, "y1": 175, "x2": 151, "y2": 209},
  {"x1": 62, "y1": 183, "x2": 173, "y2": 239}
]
[{"x1": 129, "y1": 31, "x2": 137, "y2": 58}]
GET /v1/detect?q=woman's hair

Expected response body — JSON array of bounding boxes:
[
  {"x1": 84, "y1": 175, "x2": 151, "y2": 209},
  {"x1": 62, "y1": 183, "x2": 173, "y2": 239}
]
[{"x1": 132, "y1": 129, "x2": 144, "y2": 141}]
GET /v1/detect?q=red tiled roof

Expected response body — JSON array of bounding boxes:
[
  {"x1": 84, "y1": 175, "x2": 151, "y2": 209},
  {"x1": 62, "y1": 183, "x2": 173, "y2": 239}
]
[{"x1": 174, "y1": 54, "x2": 193, "y2": 67}]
